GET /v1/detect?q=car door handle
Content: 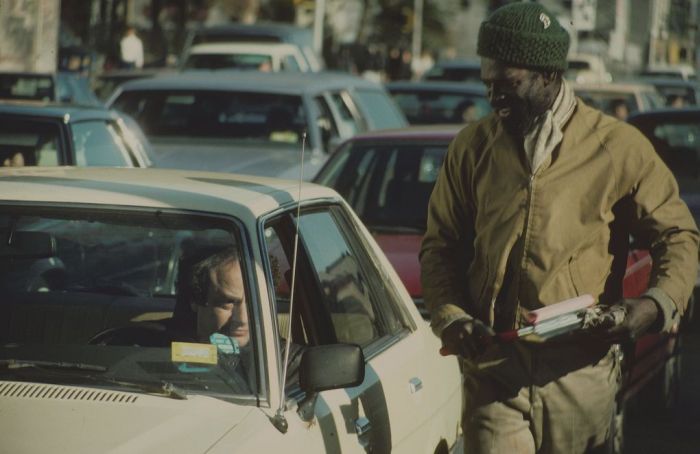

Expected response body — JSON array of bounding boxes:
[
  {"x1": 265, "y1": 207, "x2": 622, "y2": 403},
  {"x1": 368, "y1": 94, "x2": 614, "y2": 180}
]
[
  {"x1": 355, "y1": 416, "x2": 372, "y2": 437},
  {"x1": 409, "y1": 377, "x2": 423, "y2": 393}
]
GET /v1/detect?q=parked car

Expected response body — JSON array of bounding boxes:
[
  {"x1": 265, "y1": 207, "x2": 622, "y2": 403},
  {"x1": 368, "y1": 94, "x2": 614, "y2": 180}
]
[
  {"x1": 314, "y1": 125, "x2": 458, "y2": 315},
  {"x1": 385, "y1": 81, "x2": 491, "y2": 124},
  {"x1": 0, "y1": 166, "x2": 462, "y2": 454},
  {"x1": 640, "y1": 64, "x2": 696, "y2": 81},
  {"x1": 637, "y1": 77, "x2": 700, "y2": 106},
  {"x1": 314, "y1": 125, "x2": 687, "y2": 453},
  {"x1": 573, "y1": 82, "x2": 665, "y2": 119},
  {"x1": 0, "y1": 101, "x2": 153, "y2": 168},
  {"x1": 107, "y1": 71, "x2": 407, "y2": 179},
  {"x1": 92, "y1": 68, "x2": 176, "y2": 102},
  {"x1": 422, "y1": 58, "x2": 481, "y2": 83},
  {"x1": 182, "y1": 22, "x2": 323, "y2": 72},
  {"x1": 627, "y1": 108, "x2": 700, "y2": 224},
  {"x1": 0, "y1": 71, "x2": 102, "y2": 106},
  {"x1": 181, "y1": 42, "x2": 312, "y2": 73},
  {"x1": 565, "y1": 53, "x2": 613, "y2": 83}
]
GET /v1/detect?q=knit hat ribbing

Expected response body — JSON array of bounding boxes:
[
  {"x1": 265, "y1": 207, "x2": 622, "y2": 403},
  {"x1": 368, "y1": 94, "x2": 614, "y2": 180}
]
[{"x1": 477, "y1": 2, "x2": 570, "y2": 72}]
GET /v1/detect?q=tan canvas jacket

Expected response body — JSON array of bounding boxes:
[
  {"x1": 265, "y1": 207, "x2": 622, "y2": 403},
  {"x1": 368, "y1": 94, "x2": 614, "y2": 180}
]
[{"x1": 420, "y1": 99, "x2": 699, "y2": 337}]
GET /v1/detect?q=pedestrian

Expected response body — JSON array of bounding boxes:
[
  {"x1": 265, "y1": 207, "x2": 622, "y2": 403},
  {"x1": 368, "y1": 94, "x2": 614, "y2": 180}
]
[
  {"x1": 120, "y1": 25, "x2": 144, "y2": 69},
  {"x1": 420, "y1": 3, "x2": 699, "y2": 454}
]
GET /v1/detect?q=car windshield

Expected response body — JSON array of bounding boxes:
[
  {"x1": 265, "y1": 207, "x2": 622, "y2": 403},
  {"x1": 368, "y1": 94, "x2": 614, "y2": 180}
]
[
  {"x1": 315, "y1": 140, "x2": 447, "y2": 232},
  {"x1": 112, "y1": 90, "x2": 306, "y2": 145},
  {"x1": 0, "y1": 207, "x2": 257, "y2": 401},
  {"x1": 0, "y1": 74, "x2": 55, "y2": 102},
  {"x1": 389, "y1": 89, "x2": 491, "y2": 124},
  {"x1": 184, "y1": 53, "x2": 272, "y2": 71}
]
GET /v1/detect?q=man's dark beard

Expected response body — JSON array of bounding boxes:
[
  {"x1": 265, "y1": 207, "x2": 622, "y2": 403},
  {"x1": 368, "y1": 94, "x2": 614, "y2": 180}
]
[{"x1": 496, "y1": 97, "x2": 541, "y2": 137}]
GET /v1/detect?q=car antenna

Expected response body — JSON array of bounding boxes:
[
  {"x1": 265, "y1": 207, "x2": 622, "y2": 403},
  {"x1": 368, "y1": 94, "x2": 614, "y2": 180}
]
[{"x1": 270, "y1": 129, "x2": 307, "y2": 435}]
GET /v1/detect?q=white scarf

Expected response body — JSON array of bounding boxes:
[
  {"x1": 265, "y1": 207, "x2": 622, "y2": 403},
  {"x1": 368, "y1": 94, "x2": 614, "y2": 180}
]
[{"x1": 523, "y1": 78, "x2": 576, "y2": 174}]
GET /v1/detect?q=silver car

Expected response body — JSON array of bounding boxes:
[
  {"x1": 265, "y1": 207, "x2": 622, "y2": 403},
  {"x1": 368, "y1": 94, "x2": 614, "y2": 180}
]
[{"x1": 107, "y1": 71, "x2": 407, "y2": 180}]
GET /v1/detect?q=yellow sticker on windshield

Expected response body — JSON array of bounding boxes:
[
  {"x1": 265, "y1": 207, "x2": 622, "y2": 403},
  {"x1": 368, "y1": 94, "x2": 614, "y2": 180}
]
[{"x1": 171, "y1": 342, "x2": 218, "y2": 365}]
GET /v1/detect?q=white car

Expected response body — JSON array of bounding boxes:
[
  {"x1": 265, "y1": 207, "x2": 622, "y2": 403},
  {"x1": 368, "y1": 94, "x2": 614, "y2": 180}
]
[
  {"x1": 566, "y1": 53, "x2": 613, "y2": 84},
  {"x1": 182, "y1": 42, "x2": 311, "y2": 73},
  {"x1": 0, "y1": 167, "x2": 462, "y2": 453}
]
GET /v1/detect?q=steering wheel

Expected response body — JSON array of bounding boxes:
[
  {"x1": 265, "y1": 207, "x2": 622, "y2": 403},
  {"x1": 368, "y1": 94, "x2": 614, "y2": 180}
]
[{"x1": 88, "y1": 322, "x2": 171, "y2": 347}]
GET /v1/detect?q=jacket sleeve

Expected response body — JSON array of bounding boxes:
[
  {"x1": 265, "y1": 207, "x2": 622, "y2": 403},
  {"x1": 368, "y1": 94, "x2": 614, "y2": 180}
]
[
  {"x1": 420, "y1": 134, "x2": 476, "y2": 337},
  {"x1": 617, "y1": 127, "x2": 699, "y2": 331}
]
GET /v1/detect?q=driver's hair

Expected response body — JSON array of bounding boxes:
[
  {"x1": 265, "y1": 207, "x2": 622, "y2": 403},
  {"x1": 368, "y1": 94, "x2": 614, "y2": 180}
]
[{"x1": 188, "y1": 247, "x2": 240, "y2": 307}]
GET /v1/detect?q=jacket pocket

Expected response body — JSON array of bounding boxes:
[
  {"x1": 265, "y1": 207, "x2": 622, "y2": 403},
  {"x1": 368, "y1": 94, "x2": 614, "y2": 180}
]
[{"x1": 568, "y1": 250, "x2": 610, "y2": 297}]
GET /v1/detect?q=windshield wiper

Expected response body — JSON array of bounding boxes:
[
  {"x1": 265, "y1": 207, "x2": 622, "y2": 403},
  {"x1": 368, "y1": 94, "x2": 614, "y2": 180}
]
[
  {"x1": 97, "y1": 377, "x2": 188, "y2": 400},
  {"x1": 0, "y1": 359, "x2": 187, "y2": 400}
]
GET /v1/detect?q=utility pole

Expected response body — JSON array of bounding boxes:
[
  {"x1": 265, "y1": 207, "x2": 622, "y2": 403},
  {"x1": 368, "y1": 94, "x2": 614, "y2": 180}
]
[
  {"x1": 313, "y1": 0, "x2": 326, "y2": 56},
  {"x1": 411, "y1": 0, "x2": 424, "y2": 71}
]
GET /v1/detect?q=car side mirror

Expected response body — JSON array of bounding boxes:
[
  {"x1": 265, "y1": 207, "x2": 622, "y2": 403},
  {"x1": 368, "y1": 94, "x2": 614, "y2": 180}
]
[
  {"x1": 299, "y1": 343, "x2": 364, "y2": 392},
  {"x1": 297, "y1": 343, "x2": 364, "y2": 423}
]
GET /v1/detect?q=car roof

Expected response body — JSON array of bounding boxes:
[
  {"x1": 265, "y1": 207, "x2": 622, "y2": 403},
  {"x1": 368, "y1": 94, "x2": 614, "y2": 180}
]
[
  {"x1": 342, "y1": 124, "x2": 462, "y2": 142},
  {"x1": 432, "y1": 58, "x2": 480, "y2": 68},
  {"x1": 572, "y1": 82, "x2": 657, "y2": 93},
  {"x1": 192, "y1": 22, "x2": 313, "y2": 42},
  {"x1": 189, "y1": 42, "x2": 299, "y2": 54},
  {"x1": 116, "y1": 71, "x2": 381, "y2": 95},
  {"x1": 0, "y1": 167, "x2": 338, "y2": 220},
  {"x1": 627, "y1": 107, "x2": 700, "y2": 123},
  {"x1": 385, "y1": 80, "x2": 486, "y2": 93},
  {"x1": 0, "y1": 101, "x2": 116, "y2": 122}
]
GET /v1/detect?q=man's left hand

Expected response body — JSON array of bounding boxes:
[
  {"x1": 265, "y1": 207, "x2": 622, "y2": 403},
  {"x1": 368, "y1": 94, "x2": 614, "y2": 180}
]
[{"x1": 605, "y1": 297, "x2": 660, "y2": 342}]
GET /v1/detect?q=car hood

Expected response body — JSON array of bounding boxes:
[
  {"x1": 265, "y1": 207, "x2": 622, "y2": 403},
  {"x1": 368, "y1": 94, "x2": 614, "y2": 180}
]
[
  {"x1": 372, "y1": 232, "x2": 422, "y2": 298},
  {"x1": 149, "y1": 139, "x2": 326, "y2": 180},
  {"x1": 0, "y1": 381, "x2": 251, "y2": 453}
]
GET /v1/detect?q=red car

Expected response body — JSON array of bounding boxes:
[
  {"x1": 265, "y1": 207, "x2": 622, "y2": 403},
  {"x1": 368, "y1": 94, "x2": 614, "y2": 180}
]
[{"x1": 315, "y1": 125, "x2": 686, "y2": 452}]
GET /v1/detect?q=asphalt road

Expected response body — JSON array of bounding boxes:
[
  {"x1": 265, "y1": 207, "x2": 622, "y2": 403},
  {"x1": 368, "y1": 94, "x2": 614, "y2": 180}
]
[{"x1": 624, "y1": 327, "x2": 700, "y2": 453}]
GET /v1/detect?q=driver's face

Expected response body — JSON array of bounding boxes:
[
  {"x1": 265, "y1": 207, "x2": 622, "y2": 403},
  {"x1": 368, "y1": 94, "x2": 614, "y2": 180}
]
[{"x1": 192, "y1": 259, "x2": 249, "y2": 348}]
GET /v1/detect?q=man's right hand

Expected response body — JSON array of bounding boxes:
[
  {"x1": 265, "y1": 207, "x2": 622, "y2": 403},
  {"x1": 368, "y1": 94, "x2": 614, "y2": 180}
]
[{"x1": 439, "y1": 319, "x2": 495, "y2": 358}]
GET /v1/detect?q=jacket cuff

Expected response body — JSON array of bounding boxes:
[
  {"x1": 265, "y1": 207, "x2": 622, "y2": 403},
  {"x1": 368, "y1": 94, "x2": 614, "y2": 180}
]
[
  {"x1": 643, "y1": 287, "x2": 679, "y2": 332},
  {"x1": 430, "y1": 304, "x2": 472, "y2": 338}
]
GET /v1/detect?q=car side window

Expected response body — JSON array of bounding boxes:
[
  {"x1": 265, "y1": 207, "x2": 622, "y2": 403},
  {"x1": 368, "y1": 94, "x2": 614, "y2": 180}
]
[
  {"x1": 352, "y1": 88, "x2": 408, "y2": 129},
  {"x1": 297, "y1": 208, "x2": 405, "y2": 346},
  {"x1": 314, "y1": 96, "x2": 340, "y2": 151},
  {"x1": 281, "y1": 55, "x2": 301, "y2": 72},
  {"x1": 329, "y1": 92, "x2": 362, "y2": 136},
  {"x1": 71, "y1": 120, "x2": 133, "y2": 167},
  {"x1": 263, "y1": 205, "x2": 406, "y2": 350}
]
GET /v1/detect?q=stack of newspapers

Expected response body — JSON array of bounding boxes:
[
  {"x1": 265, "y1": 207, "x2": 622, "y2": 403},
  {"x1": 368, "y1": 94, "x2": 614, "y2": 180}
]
[{"x1": 498, "y1": 294, "x2": 596, "y2": 342}]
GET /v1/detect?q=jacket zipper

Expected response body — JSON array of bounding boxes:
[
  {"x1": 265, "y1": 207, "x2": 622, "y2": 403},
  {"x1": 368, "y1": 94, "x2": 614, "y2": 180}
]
[
  {"x1": 487, "y1": 174, "x2": 537, "y2": 325},
  {"x1": 514, "y1": 174, "x2": 538, "y2": 323}
]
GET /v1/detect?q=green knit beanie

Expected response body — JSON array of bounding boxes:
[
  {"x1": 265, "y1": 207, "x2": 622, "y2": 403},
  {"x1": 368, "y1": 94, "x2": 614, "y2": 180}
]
[{"x1": 477, "y1": 2, "x2": 570, "y2": 72}]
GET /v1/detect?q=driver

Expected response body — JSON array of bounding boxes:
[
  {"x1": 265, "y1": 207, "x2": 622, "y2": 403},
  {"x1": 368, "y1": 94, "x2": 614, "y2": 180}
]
[{"x1": 182, "y1": 246, "x2": 304, "y2": 387}]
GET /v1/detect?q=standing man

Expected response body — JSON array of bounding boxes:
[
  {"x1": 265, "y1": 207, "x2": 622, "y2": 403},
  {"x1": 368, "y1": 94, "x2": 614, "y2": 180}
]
[
  {"x1": 420, "y1": 3, "x2": 699, "y2": 453},
  {"x1": 120, "y1": 26, "x2": 144, "y2": 69}
]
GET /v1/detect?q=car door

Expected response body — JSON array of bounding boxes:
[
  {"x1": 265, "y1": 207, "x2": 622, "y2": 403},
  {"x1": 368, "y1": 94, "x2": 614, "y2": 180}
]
[{"x1": 261, "y1": 202, "x2": 460, "y2": 454}]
